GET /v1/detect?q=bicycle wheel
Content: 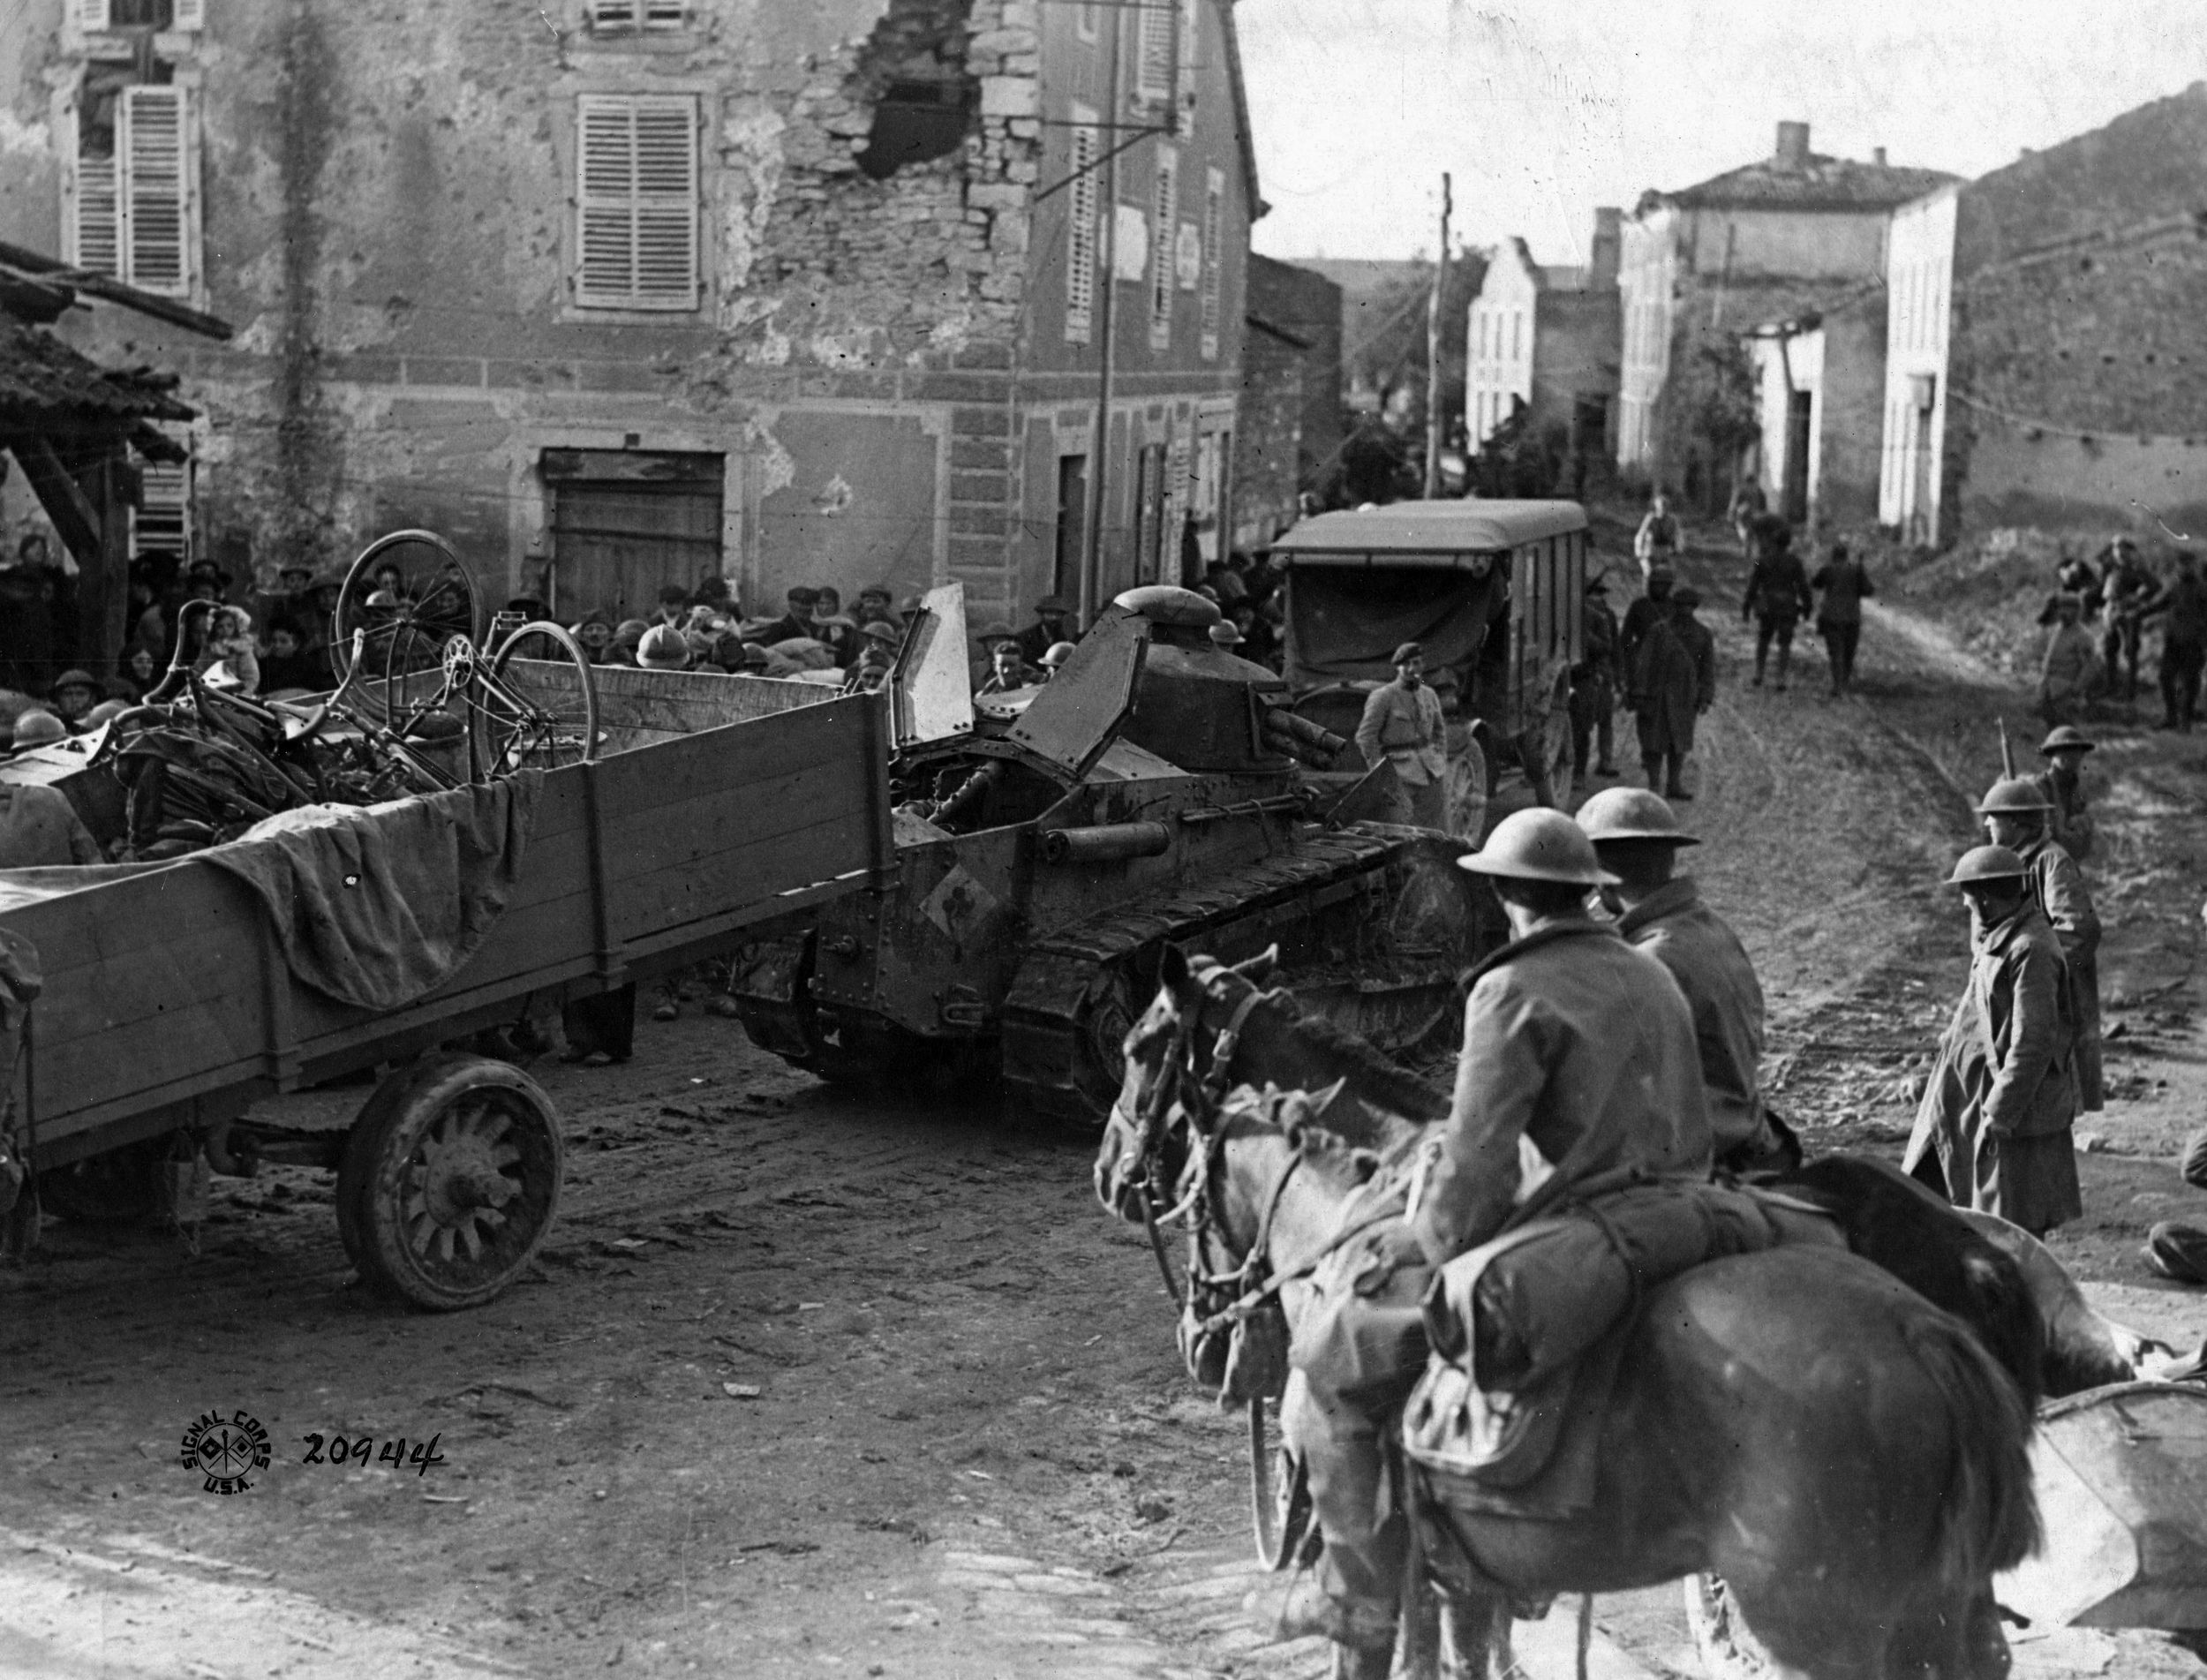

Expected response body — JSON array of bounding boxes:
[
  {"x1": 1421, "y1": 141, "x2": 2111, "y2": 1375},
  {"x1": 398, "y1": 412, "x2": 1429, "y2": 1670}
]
[
  {"x1": 333, "y1": 531, "x2": 479, "y2": 725},
  {"x1": 476, "y1": 622, "x2": 601, "y2": 776}
]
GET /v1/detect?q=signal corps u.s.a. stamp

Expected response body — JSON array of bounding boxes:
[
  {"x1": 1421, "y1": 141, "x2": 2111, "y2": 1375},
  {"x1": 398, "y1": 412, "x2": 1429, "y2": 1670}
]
[{"x1": 179, "y1": 1409, "x2": 271, "y2": 1495}]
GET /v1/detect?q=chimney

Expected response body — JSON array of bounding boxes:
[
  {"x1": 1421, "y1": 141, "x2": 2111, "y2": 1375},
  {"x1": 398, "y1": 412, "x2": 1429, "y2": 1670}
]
[
  {"x1": 1872, "y1": 146, "x2": 1887, "y2": 167},
  {"x1": 1774, "y1": 121, "x2": 1810, "y2": 171},
  {"x1": 1590, "y1": 207, "x2": 1621, "y2": 290}
]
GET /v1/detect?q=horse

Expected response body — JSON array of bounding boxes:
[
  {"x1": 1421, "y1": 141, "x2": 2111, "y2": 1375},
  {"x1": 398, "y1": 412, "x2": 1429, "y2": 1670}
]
[{"x1": 1096, "y1": 947, "x2": 2043, "y2": 1680}]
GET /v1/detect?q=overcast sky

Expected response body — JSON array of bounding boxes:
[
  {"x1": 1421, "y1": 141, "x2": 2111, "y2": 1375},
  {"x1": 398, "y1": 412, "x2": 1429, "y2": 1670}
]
[{"x1": 1239, "y1": 0, "x2": 2207, "y2": 267}]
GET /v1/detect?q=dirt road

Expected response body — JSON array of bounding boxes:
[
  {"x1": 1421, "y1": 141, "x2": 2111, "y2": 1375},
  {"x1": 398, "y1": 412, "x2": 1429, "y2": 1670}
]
[{"x1": 5, "y1": 524, "x2": 2206, "y2": 1680}]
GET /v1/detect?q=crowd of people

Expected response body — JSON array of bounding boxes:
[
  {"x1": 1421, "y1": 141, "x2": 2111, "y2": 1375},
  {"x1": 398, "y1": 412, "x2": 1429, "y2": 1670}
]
[{"x1": 2041, "y1": 533, "x2": 2204, "y2": 732}]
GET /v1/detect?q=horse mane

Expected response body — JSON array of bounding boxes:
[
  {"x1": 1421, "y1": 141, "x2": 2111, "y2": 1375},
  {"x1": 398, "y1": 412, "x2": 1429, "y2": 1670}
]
[{"x1": 1277, "y1": 1006, "x2": 1451, "y2": 1129}]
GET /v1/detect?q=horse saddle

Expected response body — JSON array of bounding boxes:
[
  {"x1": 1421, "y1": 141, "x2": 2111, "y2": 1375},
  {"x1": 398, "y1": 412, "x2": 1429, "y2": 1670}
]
[{"x1": 1403, "y1": 1179, "x2": 1842, "y2": 1520}]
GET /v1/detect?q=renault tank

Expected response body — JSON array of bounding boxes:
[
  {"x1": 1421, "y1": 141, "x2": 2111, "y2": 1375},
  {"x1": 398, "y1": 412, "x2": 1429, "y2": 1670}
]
[{"x1": 730, "y1": 584, "x2": 1493, "y2": 1127}]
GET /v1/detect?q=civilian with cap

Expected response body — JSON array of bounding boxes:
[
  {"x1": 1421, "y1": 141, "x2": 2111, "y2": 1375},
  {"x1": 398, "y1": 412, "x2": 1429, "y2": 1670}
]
[
  {"x1": 1902, "y1": 843, "x2": 2081, "y2": 1236},
  {"x1": 1014, "y1": 596, "x2": 1074, "y2": 667},
  {"x1": 652, "y1": 583, "x2": 691, "y2": 629},
  {"x1": 756, "y1": 586, "x2": 821, "y2": 647},
  {"x1": 1626, "y1": 584, "x2": 1714, "y2": 801},
  {"x1": 1979, "y1": 775, "x2": 2103, "y2": 1113},
  {"x1": 810, "y1": 585, "x2": 859, "y2": 667},
  {"x1": 1578, "y1": 787, "x2": 1793, "y2": 1171},
  {"x1": 48, "y1": 669, "x2": 102, "y2": 731},
  {"x1": 1810, "y1": 540, "x2": 1875, "y2": 697},
  {"x1": 1265, "y1": 807, "x2": 1707, "y2": 1656},
  {"x1": 2032, "y1": 726, "x2": 2098, "y2": 863},
  {"x1": 1353, "y1": 642, "x2": 1450, "y2": 829},
  {"x1": 975, "y1": 638, "x2": 1036, "y2": 696},
  {"x1": 2038, "y1": 593, "x2": 2098, "y2": 726},
  {"x1": 636, "y1": 623, "x2": 691, "y2": 671},
  {"x1": 1569, "y1": 571, "x2": 1623, "y2": 781},
  {"x1": 856, "y1": 583, "x2": 896, "y2": 627}
]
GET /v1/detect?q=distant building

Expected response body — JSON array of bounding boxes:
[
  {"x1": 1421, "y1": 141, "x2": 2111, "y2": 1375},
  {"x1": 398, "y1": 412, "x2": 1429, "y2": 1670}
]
[
  {"x1": 1879, "y1": 82, "x2": 2207, "y2": 546},
  {"x1": 1619, "y1": 121, "x2": 1952, "y2": 504},
  {"x1": 1744, "y1": 284, "x2": 1887, "y2": 531},
  {"x1": 1237, "y1": 254, "x2": 1341, "y2": 546},
  {"x1": 1297, "y1": 257, "x2": 1432, "y2": 416},
  {"x1": 1465, "y1": 208, "x2": 1620, "y2": 472}
]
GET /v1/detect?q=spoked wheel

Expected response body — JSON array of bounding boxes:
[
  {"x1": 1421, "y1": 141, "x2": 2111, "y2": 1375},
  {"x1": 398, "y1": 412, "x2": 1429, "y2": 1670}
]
[
  {"x1": 336, "y1": 1052, "x2": 563, "y2": 1310},
  {"x1": 477, "y1": 622, "x2": 602, "y2": 775},
  {"x1": 1537, "y1": 673, "x2": 1576, "y2": 810},
  {"x1": 1686, "y1": 1574, "x2": 1781, "y2": 1679},
  {"x1": 333, "y1": 531, "x2": 479, "y2": 727},
  {"x1": 1249, "y1": 1395, "x2": 1314, "y2": 1571}
]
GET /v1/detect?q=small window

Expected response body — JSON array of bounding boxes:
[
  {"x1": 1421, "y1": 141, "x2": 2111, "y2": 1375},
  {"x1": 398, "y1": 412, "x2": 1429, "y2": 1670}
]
[
  {"x1": 585, "y1": 0, "x2": 689, "y2": 33},
  {"x1": 574, "y1": 94, "x2": 700, "y2": 311},
  {"x1": 1148, "y1": 147, "x2": 1178, "y2": 349},
  {"x1": 856, "y1": 79, "x2": 973, "y2": 179},
  {"x1": 1065, "y1": 106, "x2": 1100, "y2": 344},
  {"x1": 1198, "y1": 165, "x2": 1223, "y2": 360}
]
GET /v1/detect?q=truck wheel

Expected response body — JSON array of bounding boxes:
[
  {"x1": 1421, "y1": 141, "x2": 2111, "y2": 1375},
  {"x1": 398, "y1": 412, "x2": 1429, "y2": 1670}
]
[
  {"x1": 39, "y1": 1139, "x2": 165, "y2": 1225},
  {"x1": 337, "y1": 1052, "x2": 562, "y2": 1311}
]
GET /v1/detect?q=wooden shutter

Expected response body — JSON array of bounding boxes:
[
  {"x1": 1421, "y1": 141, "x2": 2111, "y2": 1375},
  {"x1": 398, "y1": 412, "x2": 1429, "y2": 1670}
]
[
  {"x1": 1148, "y1": 149, "x2": 1176, "y2": 349},
  {"x1": 72, "y1": 151, "x2": 120, "y2": 278},
  {"x1": 133, "y1": 442, "x2": 192, "y2": 563},
  {"x1": 576, "y1": 94, "x2": 698, "y2": 311},
  {"x1": 587, "y1": 1, "x2": 686, "y2": 31},
  {"x1": 73, "y1": 0, "x2": 111, "y2": 32},
  {"x1": 586, "y1": 0, "x2": 636, "y2": 26},
  {"x1": 642, "y1": 0, "x2": 688, "y2": 26},
  {"x1": 1199, "y1": 165, "x2": 1223, "y2": 359},
  {"x1": 172, "y1": 0, "x2": 207, "y2": 30},
  {"x1": 1065, "y1": 111, "x2": 1098, "y2": 344},
  {"x1": 1133, "y1": 0, "x2": 1175, "y2": 106},
  {"x1": 1175, "y1": 0, "x2": 1198, "y2": 128},
  {"x1": 120, "y1": 85, "x2": 189, "y2": 295}
]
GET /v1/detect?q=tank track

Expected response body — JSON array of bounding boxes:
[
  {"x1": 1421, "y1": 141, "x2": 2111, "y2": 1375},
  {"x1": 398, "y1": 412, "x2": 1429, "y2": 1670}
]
[{"x1": 1000, "y1": 825, "x2": 1457, "y2": 1128}]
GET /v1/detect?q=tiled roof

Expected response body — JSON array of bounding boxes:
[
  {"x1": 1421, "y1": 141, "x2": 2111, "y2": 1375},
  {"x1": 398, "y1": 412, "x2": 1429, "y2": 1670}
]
[
  {"x1": 1661, "y1": 153, "x2": 1956, "y2": 212},
  {"x1": 0, "y1": 315, "x2": 194, "y2": 433}
]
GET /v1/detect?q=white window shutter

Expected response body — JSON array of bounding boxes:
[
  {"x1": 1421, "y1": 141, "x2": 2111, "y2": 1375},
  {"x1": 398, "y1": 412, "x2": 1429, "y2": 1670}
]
[
  {"x1": 74, "y1": 0, "x2": 111, "y2": 34},
  {"x1": 1176, "y1": 0, "x2": 1197, "y2": 126},
  {"x1": 1148, "y1": 149, "x2": 1177, "y2": 348},
  {"x1": 642, "y1": 0, "x2": 689, "y2": 27},
  {"x1": 72, "y1": 152, "x2": 121, "y2": 278},
  {"x1": 1199, "y1": 166, "x2": 1223, "y2": 360},
  {"x1": 1064, "y1": 111, "x2": 1098, "y2": 344},
  {"x1": 575, "y1": 94, "x2": 698, "y2": 311},
  {"x1": 133, "y1": 440, "x2": 192, "y2": 563},
  {"x1": 120, "y1": 85, "x2": 190, "y2": 295},
  {"x1": 1134, "y1": 0, "x2": 1175, "y2": 106},
  {"x1": 586, "y1": 0, "x2": 636, "y2": 27},
  {"x1": 172, "y1": 0, "x2": 207, "y2": 30}
]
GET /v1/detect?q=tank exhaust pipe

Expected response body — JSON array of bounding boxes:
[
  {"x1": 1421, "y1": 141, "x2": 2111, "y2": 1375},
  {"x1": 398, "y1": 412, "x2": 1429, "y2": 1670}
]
[{"x1": 1039, "y1": 822, "x2": 1172, "y2": 864}]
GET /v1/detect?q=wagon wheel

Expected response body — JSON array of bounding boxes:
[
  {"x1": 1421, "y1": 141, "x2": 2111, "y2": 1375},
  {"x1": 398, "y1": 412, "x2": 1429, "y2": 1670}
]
[
  {"x1": 336, "y1": 1052, "x2": 563, "y2": 1310},
  {"x1": 1249, "y1": 1395, "x2": 1314, "y2": 1571},
  {"x1": 1444, "y1": 730, "x2": 1489, "y2": 842},
  {"x1": 475, "y1": 621, "x2": 602, "y2": 777},
  {"x1": 332, "y1": 531, "x2": 480, "y2": 727},
  {"x1": 1537, "y1": 672, "x2": 1575, "y2": 810},
  {"x1": 1685, "y1": 1574, "x2": 1781, "y2": 1679}
]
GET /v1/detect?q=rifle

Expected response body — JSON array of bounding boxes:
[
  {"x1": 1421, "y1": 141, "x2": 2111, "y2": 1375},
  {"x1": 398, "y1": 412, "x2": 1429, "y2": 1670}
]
[{"x1": 1997, "y1": 717, "x2": 2016, "y2": 779}]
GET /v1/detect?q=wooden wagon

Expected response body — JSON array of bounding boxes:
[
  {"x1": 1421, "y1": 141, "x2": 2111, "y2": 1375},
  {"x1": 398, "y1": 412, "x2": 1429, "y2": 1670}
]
[{"x1": 0, "y1": 664, "x2": 893, "y2": 1308}]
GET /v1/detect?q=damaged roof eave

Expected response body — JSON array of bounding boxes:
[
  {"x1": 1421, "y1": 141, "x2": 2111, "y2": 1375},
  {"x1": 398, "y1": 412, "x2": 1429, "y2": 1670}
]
[{"x1": 1215, "y1": 0, "x2": 1264, "y2": 219}]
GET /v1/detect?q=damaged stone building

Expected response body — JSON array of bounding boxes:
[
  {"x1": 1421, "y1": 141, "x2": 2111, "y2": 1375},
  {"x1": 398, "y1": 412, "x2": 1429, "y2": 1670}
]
[{"x1": 0, "y1": 0, "x2": 1257, "y2": 629}]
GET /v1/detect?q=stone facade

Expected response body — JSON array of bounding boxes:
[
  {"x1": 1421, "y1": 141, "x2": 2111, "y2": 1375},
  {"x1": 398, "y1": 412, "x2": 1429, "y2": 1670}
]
[
  {"x1": 1882, "y1": 83, "x2": 2207, "y2": 543},
  {"x1": 0, "y1": 0, "x2": 1254, "y2": 634},
  {"x1": 1748, "y1": 289, "x2": 1887, "y2": 534},
  {"x1": 1468, "y1": 211, "x2": 1619, "y2": 465},
  {"x1": 1236, "y1": 252, "x2": 1339, "y2": 545}
]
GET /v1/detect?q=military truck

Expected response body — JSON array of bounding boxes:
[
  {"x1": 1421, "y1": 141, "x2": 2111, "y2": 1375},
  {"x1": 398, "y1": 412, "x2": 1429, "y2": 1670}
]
[
  {"x1": 1268, "y1": 500, "x2": 1592, "y2": 834},
  {"x1": 730, "y1": 584, "x2": 1490, "y2": 1128}
]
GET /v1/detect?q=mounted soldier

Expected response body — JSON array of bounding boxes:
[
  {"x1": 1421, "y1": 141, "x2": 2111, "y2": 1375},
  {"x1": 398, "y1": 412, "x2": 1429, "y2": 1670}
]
[{"x1": 1267, "y1": 808, "x2": 1710, "y2": 1657}]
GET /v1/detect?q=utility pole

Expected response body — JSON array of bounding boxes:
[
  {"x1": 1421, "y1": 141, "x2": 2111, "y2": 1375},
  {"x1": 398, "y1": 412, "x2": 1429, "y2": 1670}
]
[
  {"x1": 1423, "y1": 172, "x2": 1452, "y2": 500},
  {"x1": 1079, "y1": 3, "x2": 1126, "y2": 629}
]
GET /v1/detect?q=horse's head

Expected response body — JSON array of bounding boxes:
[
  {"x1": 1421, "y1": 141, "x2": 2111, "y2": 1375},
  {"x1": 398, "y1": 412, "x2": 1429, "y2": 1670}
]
[{"x1": 1092, "y1": 944, "x2": 1280, "y2": 1226}]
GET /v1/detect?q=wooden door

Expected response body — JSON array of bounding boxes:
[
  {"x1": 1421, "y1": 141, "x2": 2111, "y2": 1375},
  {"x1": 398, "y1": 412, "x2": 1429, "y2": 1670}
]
[{"x1": 544, "y1": 450, "x2": 723, "y2": 623}]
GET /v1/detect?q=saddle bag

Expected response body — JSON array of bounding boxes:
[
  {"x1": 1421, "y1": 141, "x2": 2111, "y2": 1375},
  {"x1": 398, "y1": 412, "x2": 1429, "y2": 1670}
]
[{"x1": 1180, "y1": 1287, "x2": 1292, "y2": 1405}]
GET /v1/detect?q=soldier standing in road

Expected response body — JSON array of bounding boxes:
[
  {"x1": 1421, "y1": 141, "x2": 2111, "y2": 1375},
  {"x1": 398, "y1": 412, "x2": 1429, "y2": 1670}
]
[
  {"x1": 1810, "y1": 540, "x2": 1874, "y2": 697},
  {"x1": 2143, "y1": 548, "x2": 2207, "y2": 732},
  {"x1": 1742, "y1": 520, "x2": 1813, "y2": 691},
  {"x1": 1267, "y1": 810, "x2": 1709, "y2": 1663},
  {"x1": 2038, "y1": 594, "x2": 2098, "y2": 727},
  {"x1": 1633, "y1": 493, "x2": 1683, "y2": 580},
  {"x1": 1978, "y1": 776, "x2": 2103, "y2": 1114},
  {"x1": 1569, "y1": 574, "x2": 1623, "y2": 782},
  {"x1": 1903, "y1": 844, "x2": 2082, "y2": 1236},
  {"x1": 1577, "y1": 787, "x2": 1793, "y2": 1171},
  {"x1": 1619, "y1": 564, "x2": 1673, "y2": 667},
  {"x1": 2098, "y1": 537, "x2": 2156, "y2": 702},
  {"x1": 1628, "y1": 585, "x2": 1714, "y2": 800},
  {"x1": 1354, "y1": 642, "x2": 1449, "y2": 830},
  {"x1": 2032, "y1": 726, "x2": 2098, "y2": 864}
]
